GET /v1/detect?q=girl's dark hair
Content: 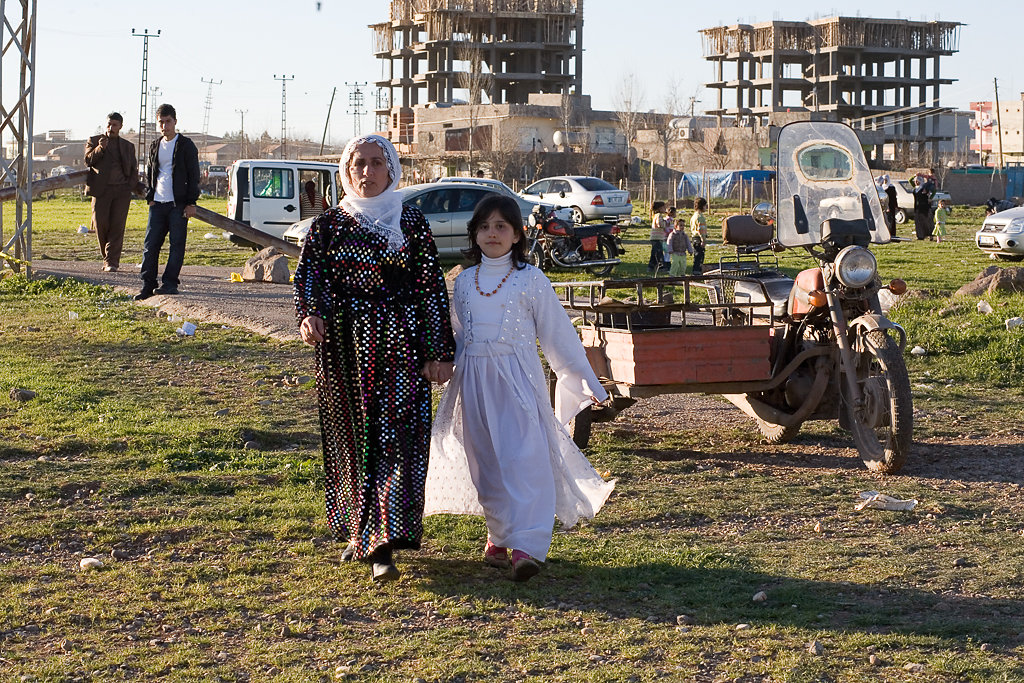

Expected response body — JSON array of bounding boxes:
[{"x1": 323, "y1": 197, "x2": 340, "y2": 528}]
[
  {"x1": 651, "y1": 200, "x2": 666, "y2": 213},
  {"x1": 462, "y1": 193, "x2": 529, "y2": 268},
  {"x1": 694, "y1": 197, "x2": 708, "y2": 211}
]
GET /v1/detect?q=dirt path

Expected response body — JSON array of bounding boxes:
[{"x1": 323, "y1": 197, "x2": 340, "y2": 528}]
[{"x1": 34, "y1": 259, "x2": 300, "y2": 341}]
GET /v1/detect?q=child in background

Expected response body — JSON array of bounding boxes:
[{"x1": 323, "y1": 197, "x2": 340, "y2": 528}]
[
  {"x1": 690, "y1": 197, "x2": 708, "y2": 275},
  {"x1": 425, "y1": 194, "x2": 615, "y2": 582},
  {"x1": 933, "y1": 199, "x2": 952, "y2": 243},
  {"x1": 648, "y1": 201, "x2": 669, "y2": 274},
  {"x1": 668, "y1": 215, "x2": 694, "y2": 276}
]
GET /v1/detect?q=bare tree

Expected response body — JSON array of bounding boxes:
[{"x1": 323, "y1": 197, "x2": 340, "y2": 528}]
[
  {"x1": 652, "y1": 79, "x2": 683, "y2": 169},
  {"x1": 454, "y1": 27, "x2": 493, "y2": 176},
  {"x1": 480, "y1": 119, "x2": 526, "y2": 185},
  {"x1": 613, "y1": 74, "x2": 646, "y2": 180}
]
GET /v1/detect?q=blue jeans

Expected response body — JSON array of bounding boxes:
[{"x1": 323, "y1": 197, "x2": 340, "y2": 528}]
[
  {"x1": 648, "y1": 240, "x2": 664, "y2": 273},
  {"x1": 141, "y1": 201, "x2": 189, "y2": 289}
]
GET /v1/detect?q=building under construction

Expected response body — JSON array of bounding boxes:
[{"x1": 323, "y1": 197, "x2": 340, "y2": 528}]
[
  {"x1": 371, "y1": 0, "x2": 583, "y2": 142},
  {"x1": 700, "y1": 16, "x2": 962, "y2": 159}
]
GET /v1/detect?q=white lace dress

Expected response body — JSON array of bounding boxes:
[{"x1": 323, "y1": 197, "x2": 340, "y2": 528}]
[{"x1": 425, "y1": 253, "x2": 615, "y2": 560}]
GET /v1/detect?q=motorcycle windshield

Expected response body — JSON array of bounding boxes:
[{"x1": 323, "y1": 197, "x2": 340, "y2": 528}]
[{"x1": 775, "y1": 122, "x2": 891, "y2": 247}]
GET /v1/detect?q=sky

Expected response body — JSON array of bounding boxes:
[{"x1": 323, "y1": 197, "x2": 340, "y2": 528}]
[{"x1": 20, "y1": 0, "x2": 1020, "y2": 147}]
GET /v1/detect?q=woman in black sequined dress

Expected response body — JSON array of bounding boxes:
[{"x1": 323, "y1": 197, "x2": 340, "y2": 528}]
[{"x1": 294, "y1": 134, "x2": 455, "y2": 582}]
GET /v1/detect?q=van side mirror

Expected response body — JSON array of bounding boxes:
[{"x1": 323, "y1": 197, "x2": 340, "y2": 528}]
[
  {"x1": 752, "y1": 202, "x2": 775, "y2": 226},
  {"x1": 559, "y1": 191, "x2": 566, "y2": 198}
]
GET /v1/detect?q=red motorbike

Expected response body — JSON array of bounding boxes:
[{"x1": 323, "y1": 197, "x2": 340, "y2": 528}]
[{"x1": 526, "y1": 205, "x2": 622, "y2": 276}]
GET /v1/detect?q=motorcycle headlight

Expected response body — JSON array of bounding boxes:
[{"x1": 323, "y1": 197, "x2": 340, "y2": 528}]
[
  {"x1": 834, "y1": 246, "x2": 877, "y2": 288},
  {"x1": 1005, "y1": 217, "x2": 1024, "y2": 234}
]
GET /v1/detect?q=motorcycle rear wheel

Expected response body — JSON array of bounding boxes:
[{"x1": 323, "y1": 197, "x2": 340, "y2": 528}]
[
  {"x1": 845, "y1": 330, "x2": 913, "y2": 473},
  {"x1": 584, "y1": 237, "x2": 616, "y2": 277}
]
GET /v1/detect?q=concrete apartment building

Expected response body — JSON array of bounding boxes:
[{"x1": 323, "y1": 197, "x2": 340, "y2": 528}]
[
  {"x1": 970, "y1": 95, "x2": 1024, "y2": 167},
  {"x1": 697, "y1": 16, "x2": 964, "y2": 165}
]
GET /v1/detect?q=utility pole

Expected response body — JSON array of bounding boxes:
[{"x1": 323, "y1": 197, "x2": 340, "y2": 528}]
[
  {"x1": 320, "y1": 88, "x2": 337, "y2": 155},
  {"x1": 200, "y1": 77, "x2": 222, "y2": 159},
  {"x1": 273, "y1": 74, "x2": 295, "y2": 159},
  {"x1": 149, "y1": 86, "x2": 163, "y2": 123},
  {"x1": 993, "y1": 78, "x2": 1005, "y2": 171},
  {"x1": 236, "y1": 109, "x2": 248, "y2": 159},
  {"x1": 131, "y1": 29, "x2": 161, "y2": 160},
  {"x1": 345, "y1": 81, "x2": 368, "y2": 138}
]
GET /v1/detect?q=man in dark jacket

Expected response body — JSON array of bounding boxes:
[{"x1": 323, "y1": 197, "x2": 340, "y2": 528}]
[
  {"x1": 136, "y1": 103, "x2": 200, "y2": 300},
  {"x1": 84, "y1": 112, "x2": 138, "y2": 272}
]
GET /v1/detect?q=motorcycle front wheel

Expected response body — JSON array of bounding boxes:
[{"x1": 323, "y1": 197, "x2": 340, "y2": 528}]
[
  {"x1": 525, "y1": 241, "x2": 544, "y2": 269},
  {"x1": 584, "y1": 237, "x2": 616, "y2": 277},
  {"x1": 844, "y1": 329, "x2": 913, "y2": 473}
]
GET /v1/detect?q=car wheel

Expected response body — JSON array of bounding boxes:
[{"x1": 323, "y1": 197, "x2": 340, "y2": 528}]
[
  {"x1": 570, "y1": 206, "x2": 586, "y2": 225},
  {"x1": 995, "y1": 254, "x2": 1024, "y2": 262},
  {"x1": 894, "y1": 208, "x2": 907, "y2": 224}
]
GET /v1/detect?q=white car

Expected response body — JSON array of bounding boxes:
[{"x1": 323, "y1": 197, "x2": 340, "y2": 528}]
[
  {"x1": 520, "y1": 175, "x2": 632, "y2": 224},
  {"x1": 890, "y1": 181, "x2": 952, "y2": 224},
  {"x1": 976, "y1": 206, "x2": 1024, "y2": 261}
]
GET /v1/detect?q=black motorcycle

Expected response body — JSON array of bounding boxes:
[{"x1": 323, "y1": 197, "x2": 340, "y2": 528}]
[{"x1": 525, "y1": 205, "x2": 622, "y2": 276}]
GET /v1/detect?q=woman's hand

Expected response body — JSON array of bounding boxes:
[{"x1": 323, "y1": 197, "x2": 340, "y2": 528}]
[
  {"x1": 421, "y1": 360, "x2": 454, "y2": 384},
  {"x1": 300, "y1": 315, "x2": 325, "y2": 346}
]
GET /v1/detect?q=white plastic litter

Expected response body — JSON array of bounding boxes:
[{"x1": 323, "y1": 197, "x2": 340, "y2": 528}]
[
  {"x1": 855, "y1": 490, "x2": 917, "y2": 512},
  {"x1": 68, "y1": 311, "x2": 79, "y2": 320},
  {"x1": 76, "y1": 225, "x2": 88, "y2": 235},
  {"x1": 1006, "y1": 316, "x2": 1023, "y2": 331},
  {"x1": 168, "y1": 314, "x2": 182, "y2": 322},
  {"x1": 977, "y1": 300, "x2": 993, "y2": 314},
  {"x1": 910, "y1": 346, "x2": 927, "y2": 356},
  {"x1": 176, "y1": 321, "x2": 197, "y2": 336},
  {"x1": 203, "y1": 232, "x2": 219, "y2": 239}
]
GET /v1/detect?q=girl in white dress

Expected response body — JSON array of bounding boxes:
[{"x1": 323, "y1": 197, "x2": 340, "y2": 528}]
[{"x1": 425, "y1": 194, "x2": 615, "y2": 581}]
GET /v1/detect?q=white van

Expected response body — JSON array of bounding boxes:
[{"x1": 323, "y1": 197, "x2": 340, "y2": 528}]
[{"x1": 226, "y1": 159, "x2": 340, "y2": 245}]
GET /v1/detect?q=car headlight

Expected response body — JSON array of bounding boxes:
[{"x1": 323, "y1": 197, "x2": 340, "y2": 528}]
[
  {"x1": 1005, "y1": 217, "x2": 1024, "y2": 234},
  {"x1": 835, "y1": 246, "x2": 877, "y2": 288}
]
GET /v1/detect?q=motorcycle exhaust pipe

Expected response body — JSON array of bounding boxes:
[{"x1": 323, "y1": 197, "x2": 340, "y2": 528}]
[{"x1": 549, "y1": 256, "x2": 622, "y2": 268}]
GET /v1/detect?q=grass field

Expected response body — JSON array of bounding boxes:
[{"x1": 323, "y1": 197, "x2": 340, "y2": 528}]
[{"x1": 2, "y1": 196, "x2": 1024, "y2": 681}]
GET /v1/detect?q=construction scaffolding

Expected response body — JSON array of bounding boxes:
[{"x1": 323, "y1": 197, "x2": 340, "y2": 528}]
[
  {"x1": 371, "y1": 0, "x2": 583, "y2": 136},
  {"x1": 700, "y1": 16, "x2": 961, "y2": 159}
]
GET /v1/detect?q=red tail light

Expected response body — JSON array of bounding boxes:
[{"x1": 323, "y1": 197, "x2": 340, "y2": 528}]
[{"x1": 591, "y1": 195, "x2": 604, "y2": 206}]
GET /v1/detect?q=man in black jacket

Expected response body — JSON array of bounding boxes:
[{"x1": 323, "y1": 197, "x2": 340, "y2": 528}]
[{"x1": 136, "y1": 103, "x2": 200, "y2": 300}]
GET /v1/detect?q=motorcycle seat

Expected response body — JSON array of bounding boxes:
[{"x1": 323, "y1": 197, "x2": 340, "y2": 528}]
[
  {"x1": 732, "y1": 271, "x2": 793, "y2": 319},
  {"x1": 723, "y1": 214, "x2": 773, "y2": 246},
  {"x1": 570, "y1": 223, "x2": 615, "y2": 238}
]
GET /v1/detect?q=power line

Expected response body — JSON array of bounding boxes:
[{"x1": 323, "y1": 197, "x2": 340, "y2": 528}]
[
  {"x1": 273, "y1": 74, "x2": 295, "y2": 159},
  {"x1": 200, "y1": 77, "x2": 222, "y2": 156},
  {"x1": 131, "y1": 28, "x2": 161, "y2": 159},
  {"x1": 148, "y1": 86, "x2": 163, "y2": 123},
  {"x1": 346, "y1": 81, "x2": 368, "y2": 138}
]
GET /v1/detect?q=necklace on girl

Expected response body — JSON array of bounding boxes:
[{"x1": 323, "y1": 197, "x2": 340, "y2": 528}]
[{"x1": 474, "y1": 262, "x2": 515, "y2": 297}]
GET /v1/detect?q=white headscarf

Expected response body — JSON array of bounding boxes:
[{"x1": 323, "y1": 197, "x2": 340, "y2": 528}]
[{"x1": 339, "y1": 134, "x2": 405, "y2": 250}]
